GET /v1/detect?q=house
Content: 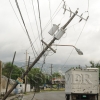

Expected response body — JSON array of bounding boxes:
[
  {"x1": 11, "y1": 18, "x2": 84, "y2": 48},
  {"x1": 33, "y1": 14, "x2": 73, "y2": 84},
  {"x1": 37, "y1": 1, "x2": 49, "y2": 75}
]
[
  {"x1": 0, "y1": 75, "x2": 15, "y2": 95},
  {"x1": 52, "y1": 78, "x2": 65, "y2": 84},
  {"x1": 52, "y1": 77, "x2": 65, "y2": 88},
  {"x1": 1, "y1": 76, "x2": 30, "y2": 94},
  {"x1": 0, "y1": 61, "x2": 30, "y2": 95}
]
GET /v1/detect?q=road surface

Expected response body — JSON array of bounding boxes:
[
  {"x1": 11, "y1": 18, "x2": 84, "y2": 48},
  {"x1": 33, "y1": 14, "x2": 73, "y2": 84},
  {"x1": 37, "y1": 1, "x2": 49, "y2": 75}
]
[
  {"x1": 23, "y1": 92, "x2": 100, "y2": 100},
  {"x1": 23, "y1": 91, "x2": 65, "y2": 100},
  {"x1": 6, "y1": 91, "x2": 100, "y2": 100}
]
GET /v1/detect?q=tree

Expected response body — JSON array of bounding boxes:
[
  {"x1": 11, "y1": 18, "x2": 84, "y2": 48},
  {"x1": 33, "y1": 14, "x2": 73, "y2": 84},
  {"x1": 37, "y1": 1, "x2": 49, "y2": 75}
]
[
  {"x1": 45, "y1": 74, "x2": 52, "y2": 85},
  {"x1": 27, "y1": 68, "x2": 45, "y2": 92},
  {"x1": 2, "y1": 62, "x2": 12, "y2": 78},
  {"x1": 52, "y1": 72, "x2": 61, "y2": 78},
  {"x1": 2, "y1": 62, "x2": 23, "y2": 80}
]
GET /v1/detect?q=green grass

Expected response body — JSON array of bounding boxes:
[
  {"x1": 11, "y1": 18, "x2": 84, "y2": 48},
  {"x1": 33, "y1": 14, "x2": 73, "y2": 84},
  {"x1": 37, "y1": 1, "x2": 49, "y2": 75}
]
[{"x1": 40, "y1": 88, "x2": 65, "y2": 92}]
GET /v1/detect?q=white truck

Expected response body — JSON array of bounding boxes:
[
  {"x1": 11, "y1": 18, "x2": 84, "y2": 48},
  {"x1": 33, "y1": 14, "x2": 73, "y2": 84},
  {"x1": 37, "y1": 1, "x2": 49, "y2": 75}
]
[{"x1": 65, "y1": 68, "x2": 99, "y2": 100}]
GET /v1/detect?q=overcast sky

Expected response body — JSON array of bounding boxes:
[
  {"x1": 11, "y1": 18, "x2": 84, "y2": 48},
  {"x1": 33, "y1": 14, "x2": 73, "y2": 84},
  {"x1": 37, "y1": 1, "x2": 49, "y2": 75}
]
[{"x1": 0, "y1": 0, "x2": 100, "y2": 70}]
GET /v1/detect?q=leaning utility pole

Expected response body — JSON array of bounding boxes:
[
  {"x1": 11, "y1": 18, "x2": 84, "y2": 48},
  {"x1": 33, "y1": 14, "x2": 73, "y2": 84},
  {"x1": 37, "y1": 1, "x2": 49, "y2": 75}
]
[{"x1": 2, "y1": 10, "x2": 78, "y2": 100}]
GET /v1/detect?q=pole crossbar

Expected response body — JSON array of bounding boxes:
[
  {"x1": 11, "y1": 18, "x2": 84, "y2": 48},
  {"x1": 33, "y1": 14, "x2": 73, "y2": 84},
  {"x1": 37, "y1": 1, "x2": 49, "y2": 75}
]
[{"x1": 41, "y1": 40, "x2": 56, "y2": 53}]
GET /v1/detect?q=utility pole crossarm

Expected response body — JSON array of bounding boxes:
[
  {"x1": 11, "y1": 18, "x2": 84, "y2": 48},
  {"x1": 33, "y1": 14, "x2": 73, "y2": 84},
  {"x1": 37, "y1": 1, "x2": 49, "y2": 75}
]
[
  {"x1": 65, "y1": 8, "x2": 89, "y2": 21},
  {"x1": 41, "y1": 40, "x2": 56, "y2": 53},
  {"x1": 62, "y1": 10, "x2": 78, "y2": 29}
]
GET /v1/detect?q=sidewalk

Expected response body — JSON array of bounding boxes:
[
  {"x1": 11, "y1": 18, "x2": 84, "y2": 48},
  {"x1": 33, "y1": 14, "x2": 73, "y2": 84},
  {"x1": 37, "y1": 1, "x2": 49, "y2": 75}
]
[{"x1": 6, "y1": 94, "x2": 23, "y2": 100}]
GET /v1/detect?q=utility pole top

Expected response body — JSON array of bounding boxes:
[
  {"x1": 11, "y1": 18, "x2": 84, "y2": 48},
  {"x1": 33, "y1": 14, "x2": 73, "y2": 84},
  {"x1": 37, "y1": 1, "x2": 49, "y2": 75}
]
[{"x1": 62, "y1": 10, "x2": 78, "y2": 29}]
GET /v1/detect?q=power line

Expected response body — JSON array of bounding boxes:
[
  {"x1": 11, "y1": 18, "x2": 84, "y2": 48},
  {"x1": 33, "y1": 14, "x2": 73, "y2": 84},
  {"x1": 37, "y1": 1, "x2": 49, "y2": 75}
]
[
  {"x1": 67, "y1": 22, "x2": 79, "y2": 29},
  {"x1": 48, "y1": 0, "x2": 53, "y2": 29},
  {"x1": 9, "y1": 0, "x2": 26, "y2": 33},
  {"x1": 40, "y1": 0, "x2": 53, "y2": 70},
  {"x1": 87, "y1": 0, "x2": 89, "y2": 15},
  {"x1": 15, "y1": 0, "x2": 38, "y2": 58},
  {"x1": 41, "y1": 54, "x2": 46, "y2": 71},
  {"x1": 23, "y1": 0, "x2": 40, "y2": 53},
  {"x1": 31, "y1": 0, "x2": 42, "y2": 51},
  {"x1": 36, "y1": 0, "x2": 44, "y2": 50},
  {"x1": 26, "y1": 0, "x2": 63, "y2": 51},
  {"x1": 74, "y1": 22, "x2": 87, "y2": 45},
  {"x1": 61, "y1": 21, "x2": 87, "y2": 69},
  {"x1": 43, "y1": 1, "x2": 63, "y2": 32},
  {"x1": 60, "y1": 0, "x2": 90, "y2": 70}
]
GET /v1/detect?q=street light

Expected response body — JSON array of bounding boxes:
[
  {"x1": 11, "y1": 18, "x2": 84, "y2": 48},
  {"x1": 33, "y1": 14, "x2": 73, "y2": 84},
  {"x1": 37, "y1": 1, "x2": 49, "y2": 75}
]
[{"x1": 52, "y1": 44, "x2": 83, "y2": 55}]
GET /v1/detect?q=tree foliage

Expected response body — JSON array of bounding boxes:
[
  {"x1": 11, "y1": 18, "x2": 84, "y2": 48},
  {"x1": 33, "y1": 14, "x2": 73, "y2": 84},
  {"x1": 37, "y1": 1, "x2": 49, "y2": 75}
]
[
  {"x1": 27, "y1": 68, "x2": 45, "y2": 91},
  {"x1": 52, "y1": 72, "x2": 61, "y2": 78},
  {"x1": 2, "y1": 62, "x2": 23, "y2": 80}
]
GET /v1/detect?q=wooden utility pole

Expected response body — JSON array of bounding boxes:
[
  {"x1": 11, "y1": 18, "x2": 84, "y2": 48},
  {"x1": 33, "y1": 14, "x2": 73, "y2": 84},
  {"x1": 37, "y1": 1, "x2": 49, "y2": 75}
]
[
  {"x1": 2, "y1": 10, "x2": 78, "y2": 100},
  {"x1": 5, "y1": 52, "x2": 16, "y2": 93}
]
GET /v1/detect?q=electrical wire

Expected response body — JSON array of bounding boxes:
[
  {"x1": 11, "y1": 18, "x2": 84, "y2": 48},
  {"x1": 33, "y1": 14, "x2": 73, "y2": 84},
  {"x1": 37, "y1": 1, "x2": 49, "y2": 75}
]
[
  {"x1": 75, "y1": 22, "x2": 87, "y2": 45},
  {"x1": 40, "y1": 0, "x2": 53, "y2": 71},
  {"x1": 15, "y1": 0, "x2": 38, "y2": 58},
  {"x1": 23, "y1": 0, "x2": 40, "y2": 53},
  {"x1": 9, "y1": 0, "x2": 26, "y2": 33},
  {"x1": 60, "y1": 14, "x2": 66, "y2": 24},
  {"x1": 67, "y1": 22, "x2": 79, "y2": 29},
  {"x1": 36, "y1": 0, "x2": 44, "y2": 50},
  {"x1": 48, "y1": 0, "x2": 53, "y2": 29},
  {"x1": 61, "y1": 21, "x2": 87, "y2": 69},
  {"x1": 26, "y1": 1, "x2": 63, "y2": 50},
  {"x1": 31, "y1": 0, "x2": 42, "y2": 52},
  {"x1": 41, "y1": 55, "x2": 46, "y2": 71},
  {"x1": 43, "y1": 6, "x2": 62, "y2": 32},
  {"x1": 87, "y1": 0, "x2": 89, "y2": 15},
  {"x1": 60, "y1": 0, "x2": 90, "y2": 70}
]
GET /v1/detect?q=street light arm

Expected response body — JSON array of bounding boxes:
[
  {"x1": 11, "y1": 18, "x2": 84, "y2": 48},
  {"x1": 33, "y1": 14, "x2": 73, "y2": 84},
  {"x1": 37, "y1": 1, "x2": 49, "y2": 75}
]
[{"x1": 52, "y1": 44, "x2": 83, "y2": 55}]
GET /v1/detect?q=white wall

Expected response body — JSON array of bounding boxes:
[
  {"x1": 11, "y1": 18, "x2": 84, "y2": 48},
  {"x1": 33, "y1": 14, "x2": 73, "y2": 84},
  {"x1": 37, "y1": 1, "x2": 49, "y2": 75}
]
[{"x1": 17, "y1": 84, "x2": 30, "y2": 92}]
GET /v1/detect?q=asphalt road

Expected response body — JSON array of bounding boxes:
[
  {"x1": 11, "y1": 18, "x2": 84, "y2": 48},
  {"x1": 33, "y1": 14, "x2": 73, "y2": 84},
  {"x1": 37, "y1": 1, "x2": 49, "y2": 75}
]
[
  {"x1": 7, "y1": 91, "x2": 100, "y2": 100},
  {"x1": 24, "y1": 92, "x2": 100, "y2": 100},
  {"x1": 23, "y1": 91, "x2": 65, "y2": 100}
]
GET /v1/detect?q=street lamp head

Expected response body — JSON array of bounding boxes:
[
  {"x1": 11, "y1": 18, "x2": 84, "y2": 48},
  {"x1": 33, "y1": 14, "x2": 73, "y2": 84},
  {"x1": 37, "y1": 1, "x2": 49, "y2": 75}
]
[{"x1": 75, "y1": 48, "x2": 83, "y2": 55}]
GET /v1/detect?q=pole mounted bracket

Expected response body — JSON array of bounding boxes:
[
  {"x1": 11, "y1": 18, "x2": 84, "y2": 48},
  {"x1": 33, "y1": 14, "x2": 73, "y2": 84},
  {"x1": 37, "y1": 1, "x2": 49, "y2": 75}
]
[{"x1": 41, "y1": 40, "x2": 56, "y2": 53}]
